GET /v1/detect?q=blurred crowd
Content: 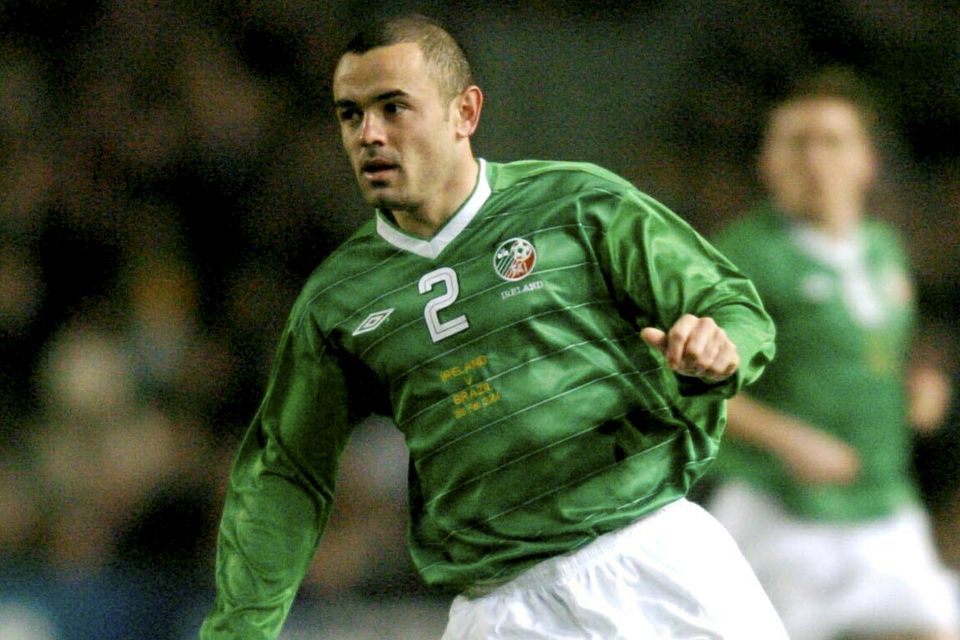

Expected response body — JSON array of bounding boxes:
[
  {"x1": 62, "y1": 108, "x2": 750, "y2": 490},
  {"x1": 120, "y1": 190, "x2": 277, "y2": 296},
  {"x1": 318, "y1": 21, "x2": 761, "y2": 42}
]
[
  {"x1": 0, "y1": 2, "x2": 422, "y2": 637},
  {"x1": 0, "y1": 1, "x2": 958, "y2": 638}
]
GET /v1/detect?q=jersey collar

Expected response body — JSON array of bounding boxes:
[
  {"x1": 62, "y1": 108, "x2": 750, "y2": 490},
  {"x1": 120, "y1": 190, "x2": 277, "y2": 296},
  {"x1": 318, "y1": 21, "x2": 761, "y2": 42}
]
[{"x1": 375, "y1": 158, "x2": 490, "y2": 259}]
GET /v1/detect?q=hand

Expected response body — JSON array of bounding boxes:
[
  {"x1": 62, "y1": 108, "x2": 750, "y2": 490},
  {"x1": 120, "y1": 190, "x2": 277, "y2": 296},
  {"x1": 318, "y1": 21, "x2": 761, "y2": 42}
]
[
  {"x1": 907, "y1": 365, "x2": 953, "y2": 436},
  {"x1": 641, "y1": 314, "x2": 739, "y2": 384}
]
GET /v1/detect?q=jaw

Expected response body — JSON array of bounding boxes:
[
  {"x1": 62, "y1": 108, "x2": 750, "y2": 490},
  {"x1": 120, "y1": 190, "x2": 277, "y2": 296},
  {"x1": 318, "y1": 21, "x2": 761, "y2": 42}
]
[
  {"x1": 361, "y1": 180, "x2": 412, "y2": 213},
  {"x1": 360, "y1": 172, "x2": 404, "y2": 205}
]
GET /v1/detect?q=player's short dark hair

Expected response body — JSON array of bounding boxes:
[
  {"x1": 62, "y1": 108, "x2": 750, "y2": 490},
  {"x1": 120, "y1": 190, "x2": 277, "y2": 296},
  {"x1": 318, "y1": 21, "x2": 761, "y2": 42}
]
[
  {"x1": 779, "y1": 65, "x2": 880, "y2": 136},
  {"x1": 342, "y1": 14, "x2": 473, "y2": 102}
]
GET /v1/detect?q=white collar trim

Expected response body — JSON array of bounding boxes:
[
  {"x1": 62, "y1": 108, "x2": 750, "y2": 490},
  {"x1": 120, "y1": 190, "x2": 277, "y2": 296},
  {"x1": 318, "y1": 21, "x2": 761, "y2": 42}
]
[{"x1": 376, "y1": 159, "x2": 490, "y2": 259}]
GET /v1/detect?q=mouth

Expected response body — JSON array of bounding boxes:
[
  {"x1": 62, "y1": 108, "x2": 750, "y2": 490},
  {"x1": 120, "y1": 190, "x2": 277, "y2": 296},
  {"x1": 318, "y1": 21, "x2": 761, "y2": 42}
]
[{"x1": 360, "y1": 158, "x2": 399, "y2": 180}]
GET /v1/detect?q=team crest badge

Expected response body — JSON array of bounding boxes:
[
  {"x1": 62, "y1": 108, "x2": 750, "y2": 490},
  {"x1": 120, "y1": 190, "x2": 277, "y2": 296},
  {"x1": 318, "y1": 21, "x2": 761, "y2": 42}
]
[{"x1": 493, "y1": 237, "x2": 537, "y2": 281}]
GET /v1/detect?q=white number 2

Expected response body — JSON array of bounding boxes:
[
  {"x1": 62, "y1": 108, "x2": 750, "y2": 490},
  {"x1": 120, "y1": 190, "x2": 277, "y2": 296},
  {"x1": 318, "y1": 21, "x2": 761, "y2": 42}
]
[{"x1": 419, "y1": 267, "x2": 469, "y2": 343}]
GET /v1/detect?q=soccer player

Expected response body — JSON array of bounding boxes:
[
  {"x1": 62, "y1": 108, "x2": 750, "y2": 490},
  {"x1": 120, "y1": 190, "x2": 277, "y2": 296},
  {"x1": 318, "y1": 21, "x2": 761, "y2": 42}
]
[
  {"x1": 199, "y1": 14, "x2": 786, "y2": 639},
  {"x1": 707, "y1": 67, "x2": 960, "y2": 640}
]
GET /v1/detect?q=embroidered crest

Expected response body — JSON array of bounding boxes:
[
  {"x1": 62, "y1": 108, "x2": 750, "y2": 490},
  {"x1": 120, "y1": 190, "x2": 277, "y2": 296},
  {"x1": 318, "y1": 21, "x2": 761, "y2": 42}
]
[{"x1": 493, "y1": 237, "x2": 537, "y2": 281}]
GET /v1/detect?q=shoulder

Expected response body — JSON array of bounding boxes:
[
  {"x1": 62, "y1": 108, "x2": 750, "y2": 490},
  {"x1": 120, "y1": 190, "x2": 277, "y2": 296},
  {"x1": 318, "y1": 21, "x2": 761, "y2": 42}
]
[
  {"x1": 714, "y1": 204, "x2": 784, "y2": 241},
  {"x1": 862, "y1": 216, "x2": 905, "y2": 248},
  {"x1": 488, "y1": 159, "x2": 635, "y2": 195},
  {"x1": 713, "y1": 205, "x2": 786, "y2": 251},
  {"x1": 710, "y1": 205, "x2": 789, "y2": 276},
  {"x1": 861, "y1": 217, "x2": 912, "y2": 270},
  {"x1": 288, "y1": 220, "x2": 382, "y2": 326},
  {"x1": 485, "y1": 159, "x2": 673, "y2": 231}
]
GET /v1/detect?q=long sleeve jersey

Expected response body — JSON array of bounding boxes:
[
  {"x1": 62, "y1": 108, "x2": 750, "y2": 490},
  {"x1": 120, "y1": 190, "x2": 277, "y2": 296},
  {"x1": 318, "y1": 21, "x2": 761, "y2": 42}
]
[
  {"x1": 711, "y1": 204, "x2": 917, "y2": 520},
  {"x1": 200, "y1": 159, "x2": 776, "y2": 639}
]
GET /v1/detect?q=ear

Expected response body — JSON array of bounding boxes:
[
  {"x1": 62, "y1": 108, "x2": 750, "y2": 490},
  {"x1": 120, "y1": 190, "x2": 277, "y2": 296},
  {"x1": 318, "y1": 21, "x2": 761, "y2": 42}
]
[{"x1": 453, "y1": 85, "x2": 483, "y2": 138}]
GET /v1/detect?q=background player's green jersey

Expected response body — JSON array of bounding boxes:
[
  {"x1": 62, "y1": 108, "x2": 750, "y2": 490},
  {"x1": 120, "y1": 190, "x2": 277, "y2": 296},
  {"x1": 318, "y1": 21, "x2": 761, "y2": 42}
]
[
  {"x1": 201, "y1": 159, "x2": 775, "y2": 639},
  {"x1": 710, "y1": 204, "x2": 917, "y2": 520}
]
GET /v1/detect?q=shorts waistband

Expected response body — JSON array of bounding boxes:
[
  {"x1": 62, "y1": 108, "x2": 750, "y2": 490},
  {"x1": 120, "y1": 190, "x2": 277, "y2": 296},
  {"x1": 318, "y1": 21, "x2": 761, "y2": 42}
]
[{"x1": 463, "y1": 498, "x2": 687, "y2": 598}]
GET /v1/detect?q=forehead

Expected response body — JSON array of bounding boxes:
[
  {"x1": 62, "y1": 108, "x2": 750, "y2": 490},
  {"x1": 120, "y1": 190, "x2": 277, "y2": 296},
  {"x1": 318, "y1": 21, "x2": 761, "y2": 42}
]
[
  {"x1": 333, "y1": 42, "x2": 438, "y2": 102},
  {"x1": 768, "y1": 98, "x2": 868, "y2": 139}
]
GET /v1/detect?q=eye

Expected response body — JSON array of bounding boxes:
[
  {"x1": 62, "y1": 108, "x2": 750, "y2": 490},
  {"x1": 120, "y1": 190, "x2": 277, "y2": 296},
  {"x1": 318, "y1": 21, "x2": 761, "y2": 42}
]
[
  {"x1": 337, "y1": 107, "x2": 361, "y2": 125},
  {"x1": 384, "y1": 102, "x2": 406, "y2": 116}
]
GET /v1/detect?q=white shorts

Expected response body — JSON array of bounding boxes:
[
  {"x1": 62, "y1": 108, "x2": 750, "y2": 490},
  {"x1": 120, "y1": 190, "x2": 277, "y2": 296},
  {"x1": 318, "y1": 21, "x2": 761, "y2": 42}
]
[
  {"x1": 441, "y1": 498, "x2": 788, "y2": 639},
  {"x1": 710, "y1": 482, "x2": 960, "y2": 640}
]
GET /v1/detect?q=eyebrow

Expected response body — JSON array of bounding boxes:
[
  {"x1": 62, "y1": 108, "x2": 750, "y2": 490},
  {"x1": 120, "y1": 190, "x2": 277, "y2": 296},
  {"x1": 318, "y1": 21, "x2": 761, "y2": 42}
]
[{"x1": 334, "y1": 90, "x2": 409, "y2": 110}]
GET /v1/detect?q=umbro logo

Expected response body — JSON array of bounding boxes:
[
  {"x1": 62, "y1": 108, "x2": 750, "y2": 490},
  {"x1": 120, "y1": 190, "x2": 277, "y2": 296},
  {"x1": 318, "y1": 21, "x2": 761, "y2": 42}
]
[{"x1": 353, "y1": 308, "x2": 394, "y2": 335}]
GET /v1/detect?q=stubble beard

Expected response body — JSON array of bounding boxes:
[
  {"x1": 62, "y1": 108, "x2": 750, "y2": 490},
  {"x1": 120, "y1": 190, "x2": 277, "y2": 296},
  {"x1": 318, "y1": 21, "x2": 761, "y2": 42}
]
[
  {"x1": 356, "y1": 162, "x2": 409, "y2": 213},
  {"x1": 364, "y1": 185, "x2": 418, "y2": 218},
  {"x1": 365, "y1": 185, "x2": 402, "y2": 210}
]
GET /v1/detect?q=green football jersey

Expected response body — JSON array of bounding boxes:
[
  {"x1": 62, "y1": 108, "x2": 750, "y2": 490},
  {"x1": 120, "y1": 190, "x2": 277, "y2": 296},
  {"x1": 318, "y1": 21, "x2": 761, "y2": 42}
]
[
  {"x1": 711, "y1": 204, "x2": 917, "y2": 520},
  {"x1": 200, "y1": 159, "x2": 775, "y2": 639}
]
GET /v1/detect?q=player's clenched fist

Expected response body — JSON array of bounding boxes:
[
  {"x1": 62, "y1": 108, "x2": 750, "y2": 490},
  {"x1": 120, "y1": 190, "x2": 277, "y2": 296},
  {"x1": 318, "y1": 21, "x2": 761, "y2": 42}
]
[{"x1": 640, "y1": 314, "x2": 739, "y2": 384}]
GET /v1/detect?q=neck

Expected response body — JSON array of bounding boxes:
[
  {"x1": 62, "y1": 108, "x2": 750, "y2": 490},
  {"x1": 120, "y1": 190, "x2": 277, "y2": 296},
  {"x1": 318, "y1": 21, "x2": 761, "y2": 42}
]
[
  {"x1": 777, "y1": 195, "x2": 865, "y2": 239},
  {"x1": 392, "y1": 157, "x2": 480, "y2": 238},
  {"x1": 808, "y1": 210, "x2": 861, "y2": 238}
]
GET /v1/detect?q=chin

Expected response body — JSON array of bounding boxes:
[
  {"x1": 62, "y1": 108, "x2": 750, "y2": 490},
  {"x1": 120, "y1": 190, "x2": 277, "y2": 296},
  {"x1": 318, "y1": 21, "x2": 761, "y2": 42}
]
[
  {"x1": 369, "y1": 191, "x2": 410, "y2": 211},
  {"x1": 360, "y1": 187, "x2": 392, "y2": 207}
]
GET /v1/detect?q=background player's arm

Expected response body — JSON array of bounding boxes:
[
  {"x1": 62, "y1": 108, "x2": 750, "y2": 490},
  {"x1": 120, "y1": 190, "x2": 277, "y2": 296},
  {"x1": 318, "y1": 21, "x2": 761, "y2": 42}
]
[
  {"x1": 724, "y1": 393, "x2": 861, "y2": 485},
  {"x1": 200, "y1": 318, "x2": 355, "y2": 640},
  {"x1": 907, "y1": 363, "x2": 954, "y2": 436}
]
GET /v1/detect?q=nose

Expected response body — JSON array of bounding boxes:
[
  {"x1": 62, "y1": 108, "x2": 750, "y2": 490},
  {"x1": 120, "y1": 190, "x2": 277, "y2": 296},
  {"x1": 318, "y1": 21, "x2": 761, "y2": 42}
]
[
  {"x1": 807, "y1": 148, "x2": 839, "y2": 181},
  {"x1": 360, "y1": 112, "x2": 385, "y2": 147}
]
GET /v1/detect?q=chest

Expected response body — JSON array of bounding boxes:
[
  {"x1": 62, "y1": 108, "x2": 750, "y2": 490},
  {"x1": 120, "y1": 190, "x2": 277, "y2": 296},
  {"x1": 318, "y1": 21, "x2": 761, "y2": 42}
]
[
  {"x1": 326, "y1": 215, "x2": 620, "y2": 398},
  {"x1": 762, "y1": 243, "x2": 913, "y2": 371}
]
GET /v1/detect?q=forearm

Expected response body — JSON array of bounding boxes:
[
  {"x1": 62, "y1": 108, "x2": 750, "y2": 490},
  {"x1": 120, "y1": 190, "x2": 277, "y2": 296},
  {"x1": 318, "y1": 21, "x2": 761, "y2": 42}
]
[
  {"x1": 200, "y1": 425, "x2": 330, "y2": 640},
  {"x1": 724, "y1": 393, "x2": 861, "y2": 485},
  {"x1": 725, "y1": 393, "x2": 806, "y2": 454}
]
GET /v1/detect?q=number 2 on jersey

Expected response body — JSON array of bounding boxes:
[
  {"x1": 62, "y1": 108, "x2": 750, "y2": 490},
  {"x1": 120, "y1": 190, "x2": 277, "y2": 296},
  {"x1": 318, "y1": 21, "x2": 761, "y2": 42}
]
[{"x1": 419, "y1": 267, "x2": 469, "y2": 343}]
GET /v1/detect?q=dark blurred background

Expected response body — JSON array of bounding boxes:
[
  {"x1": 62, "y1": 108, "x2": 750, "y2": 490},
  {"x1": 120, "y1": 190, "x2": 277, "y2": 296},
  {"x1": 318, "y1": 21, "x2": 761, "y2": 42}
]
[{"x1": 0, "y1": 1, "x2": 957, "y2": 638}]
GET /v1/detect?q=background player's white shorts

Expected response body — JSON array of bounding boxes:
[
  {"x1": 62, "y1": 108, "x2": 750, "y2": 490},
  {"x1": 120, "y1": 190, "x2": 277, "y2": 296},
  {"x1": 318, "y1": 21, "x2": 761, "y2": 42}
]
[
  {"x1": 710, "y1": 482, "x2": 960, "y2": 640},
  {"x1": 441, "y1": 498, "x2": 788, "y2": 639}
]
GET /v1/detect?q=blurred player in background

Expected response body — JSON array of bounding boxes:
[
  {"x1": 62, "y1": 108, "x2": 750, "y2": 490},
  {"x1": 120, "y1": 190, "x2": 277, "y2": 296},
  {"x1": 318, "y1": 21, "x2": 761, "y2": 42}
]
[
  {"x1": 200, "y1": 12, "x2": 786, "y2": 640},
  {"x1": 708, "y1": 66, "x2": 960, "y2": 640}
]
